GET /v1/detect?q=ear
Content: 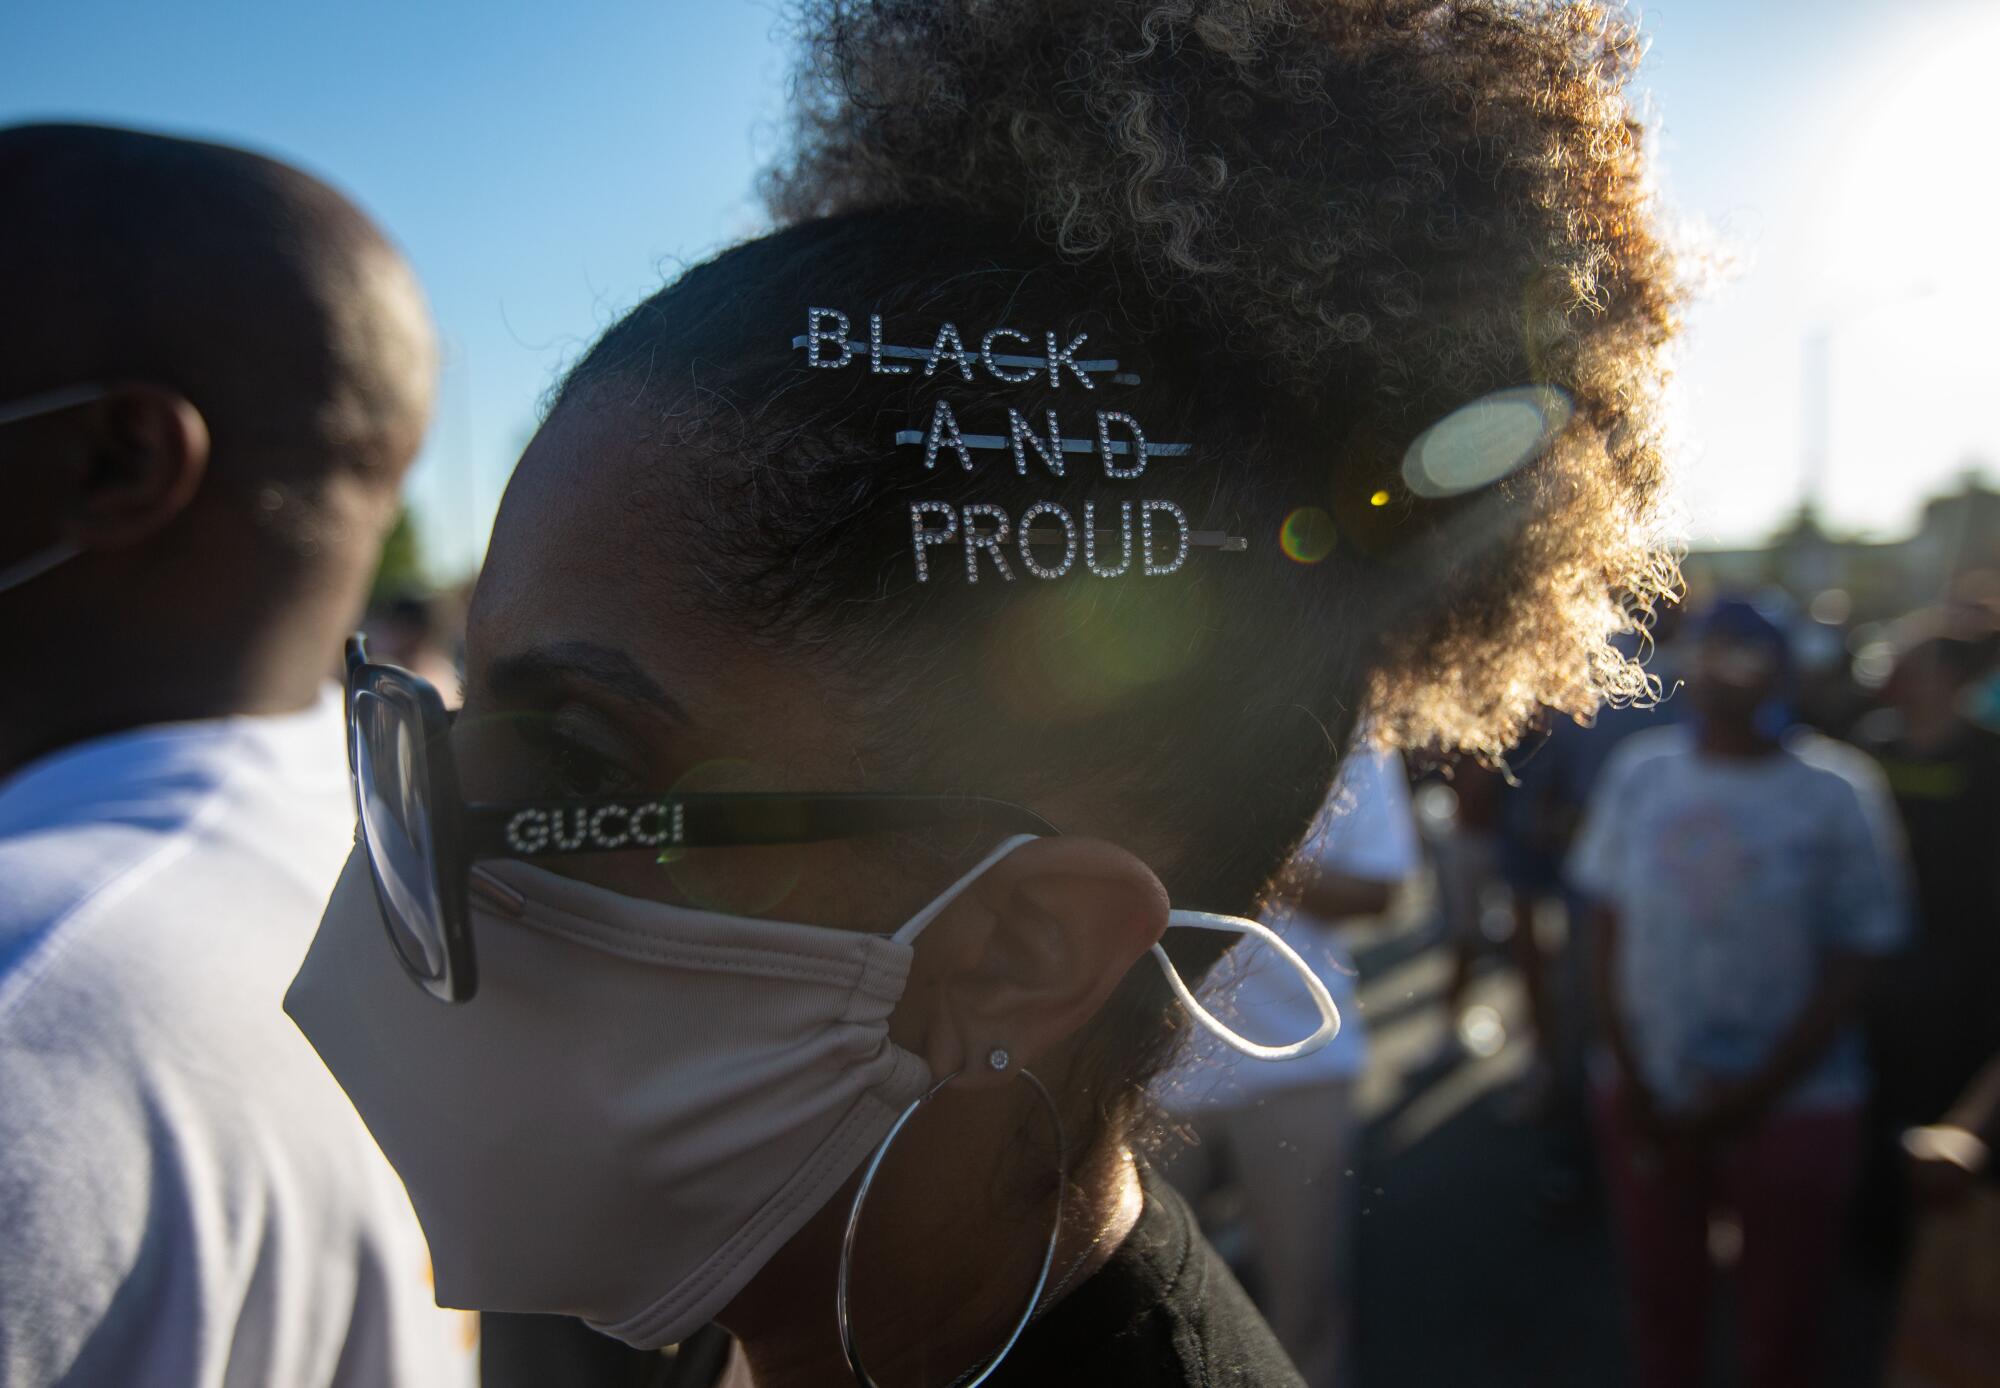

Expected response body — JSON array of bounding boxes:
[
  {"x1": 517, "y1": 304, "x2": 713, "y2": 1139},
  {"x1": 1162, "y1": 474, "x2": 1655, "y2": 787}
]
[
  {"x1": 900, "y1": 837, "x2": 1170, "y2": 1090},
  {"x1": 67, "y1": 383, "x2": 210, "y2": 550}
]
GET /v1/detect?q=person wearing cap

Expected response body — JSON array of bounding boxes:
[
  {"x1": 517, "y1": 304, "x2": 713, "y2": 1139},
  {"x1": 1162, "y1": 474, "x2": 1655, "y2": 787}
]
[{"x1": 1568, "y1": 596, "x2": 1912, "y2": 1388}]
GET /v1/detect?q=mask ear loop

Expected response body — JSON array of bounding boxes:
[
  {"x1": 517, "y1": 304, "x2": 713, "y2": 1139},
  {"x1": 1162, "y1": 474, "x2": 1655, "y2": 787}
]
[
  {"x1": 892, "y1": 833, "x2": 1042, "y2": 945},
  {"x1": 892, "y1": 833, "x2": 1340, "y2": 1060},
  {"x1": 0, "y1": 540, "x2": 82, "y2": 595},
  {"x1": 0, "y1": 383, "x2": 108, "y2": 428},
  {"x1": 0, "y1": 384, "x2": 109, "y2": 596},
  {"x1": 1151, "y1": 912, "x2": 1343, "y2": 1061}
]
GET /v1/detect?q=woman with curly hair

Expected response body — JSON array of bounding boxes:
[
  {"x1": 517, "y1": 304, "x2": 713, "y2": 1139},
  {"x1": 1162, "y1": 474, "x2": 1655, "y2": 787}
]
[{"x1": 287, "y1": 1, "x2": 1683, "y2": 1384}]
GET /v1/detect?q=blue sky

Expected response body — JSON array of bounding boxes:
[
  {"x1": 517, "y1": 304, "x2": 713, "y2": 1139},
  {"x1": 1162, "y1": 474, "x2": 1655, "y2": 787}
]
[{"x1": 5, "y1": 0, "x2": 1995, "y2": 576}]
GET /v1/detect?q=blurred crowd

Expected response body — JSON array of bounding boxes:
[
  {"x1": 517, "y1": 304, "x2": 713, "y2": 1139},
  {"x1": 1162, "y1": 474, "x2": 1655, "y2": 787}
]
[{"x1": 1163, "y1": 580, "x2": 2000, "y2": 1388}]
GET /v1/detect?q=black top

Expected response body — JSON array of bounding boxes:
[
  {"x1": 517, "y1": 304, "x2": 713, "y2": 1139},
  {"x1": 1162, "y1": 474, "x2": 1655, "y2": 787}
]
[
  {"x1": 984, "y1": 1161, "x2": 1305, "y2": 1388},
  {"x1": 1860, "y1": 721, "x2": 2000, "y2": 1122},
  {"x1": 486, "y1": 1162, "x2": 1304, "y2": 1388}
]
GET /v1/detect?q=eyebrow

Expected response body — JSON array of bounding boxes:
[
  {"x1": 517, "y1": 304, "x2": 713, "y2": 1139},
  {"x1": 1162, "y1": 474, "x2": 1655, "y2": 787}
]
[{"x1": 484, "y1": 640, "x2": 692, "y2": 726}]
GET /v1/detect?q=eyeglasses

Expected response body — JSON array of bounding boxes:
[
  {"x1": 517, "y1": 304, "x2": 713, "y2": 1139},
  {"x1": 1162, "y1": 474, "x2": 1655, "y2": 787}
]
[{"x1": 343, "y1": 635, "x2": 1060, "y2": 1003}]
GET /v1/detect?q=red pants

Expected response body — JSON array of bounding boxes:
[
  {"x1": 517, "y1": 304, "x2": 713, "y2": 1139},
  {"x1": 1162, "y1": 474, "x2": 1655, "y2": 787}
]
[{"x1": 1592, "y1": 1084, "x2": 1861, "y2": 1388}]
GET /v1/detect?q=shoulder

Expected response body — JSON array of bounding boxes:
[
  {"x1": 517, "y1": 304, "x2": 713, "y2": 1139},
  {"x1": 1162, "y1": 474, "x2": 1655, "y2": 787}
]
[
  {"x1": 0, "y1": 697, "x2": 353, "y2": 1012},
  {"x1": 1782, "y1": 729, "x2": 1893, "y2": 805},
  {"x1": 1615, "y1": 722, "x2": 1694, "y2": 764},
  {"x1": 0, "y1": 704, "x2": 399, "y2": 1372},
  {"x1": 0, "y1": 823, "x2": 193, "y2": 1379},
  {"x1": 1331, "y1": 743, "x2": 1401, "y2": 803},
  {"x1": 0, "y1": 732, "x2": 357, "y2": 1132},
  {"x1": 1589, "y1": 724, "x2": 1691, "y2": 791},
  {"x1": 1309, "y1": 743, "x2": 1416, "y2": 881},
  {"x1": 0, "y1": 766, "x2": 239, "y2": 1060}
]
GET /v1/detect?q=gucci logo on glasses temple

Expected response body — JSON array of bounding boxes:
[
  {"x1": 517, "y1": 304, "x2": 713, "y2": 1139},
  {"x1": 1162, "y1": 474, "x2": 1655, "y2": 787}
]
[{"x1": 504, "y1": 802, "x2": 687, "y2": 855}]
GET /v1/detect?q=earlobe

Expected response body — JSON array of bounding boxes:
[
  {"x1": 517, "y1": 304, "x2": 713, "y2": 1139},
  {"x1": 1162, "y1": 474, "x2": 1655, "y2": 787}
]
[
  {"x1": 70, "y1": 384, "x2": 209, "y2": 549},
  {"x1": 922, "y1": 837, "x2": 1171, "y2": 1090}
]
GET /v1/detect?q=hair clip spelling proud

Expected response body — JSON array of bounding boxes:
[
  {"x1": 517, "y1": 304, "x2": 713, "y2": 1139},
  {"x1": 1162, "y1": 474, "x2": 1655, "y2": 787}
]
[{"x1": 796, "y1": 306, "x2": 1248, "y2": 585}]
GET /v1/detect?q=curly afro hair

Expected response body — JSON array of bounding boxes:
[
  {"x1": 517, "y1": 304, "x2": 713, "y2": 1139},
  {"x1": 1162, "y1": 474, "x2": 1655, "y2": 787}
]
[
  {"x1": 557, "y1": 0, "x2": 1686, "y2": 1150},
  {"x1": 766, "y1": 0, "x2": 1685, "y2": 758}
]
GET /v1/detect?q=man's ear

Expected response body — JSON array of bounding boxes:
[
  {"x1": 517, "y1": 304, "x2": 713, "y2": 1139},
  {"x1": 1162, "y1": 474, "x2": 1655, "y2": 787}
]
[
  {"x1": 901, "y1": 837, "x2": 1170, "y2": 1089},
  {"x1": 68, "y1": 384, "x2": 209, "y2": 550}
]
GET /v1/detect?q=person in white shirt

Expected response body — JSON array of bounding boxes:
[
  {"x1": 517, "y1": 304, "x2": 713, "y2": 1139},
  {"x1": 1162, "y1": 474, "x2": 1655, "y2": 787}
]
[
  {"x1": 0, "y1": 123, "x2": 475, "y2": 1387},
  {"x1": 1165, "y1": 742, "x2": 1420, "y2": 1388},
  {"x1": 1568, "y1": 598, "x2": 1909, "y2": 1388}
]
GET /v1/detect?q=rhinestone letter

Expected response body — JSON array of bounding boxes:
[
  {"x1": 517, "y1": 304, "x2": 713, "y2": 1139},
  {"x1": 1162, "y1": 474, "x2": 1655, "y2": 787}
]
[
  {"x1": 589, "y1": 805, "x2": 631, "y2": 849},
  {"x1": 980, "y1": 327, "x2": 1038, "y2": 383},
  {"x1": 1019, "y1": 500, "x2": 1078, "y2": 579},
  {"x1": 1007, "y1": 407, "x2": 1065, "y2": 478},
  {"x1": 630, "y1": 801, "x2": 673, "y2": 846},
  {"x1": 923, "y1": 399, "x2": 974, "y2": 472},
  {"x1": 1141, "y1": 499, "x2": 1191, "y2": 576},
  {"x1": 869, "y1": 314, "x2": 911, "y2": 375},
  {"x1": 505, "y1": 808, "x2": 549, "y2": 854},
  {"x1": 960, "y1": 504, "x2": 1016, "y2": 583},
  {"x1": 1046, "y1": 331, "x2": 1095, "y2": 390},
  {"x1": 1083, "y1": 500, "x2": 1135, "y2": 578},
  {"x1": 550, "y1": 808, "x2": 588, "y2": 851},
  {"x1": 910, "y1": 502, "x2": 959, "y2": 583},
  {"x1": 924, "y1": 321, "x2": 977, "y2": 381},
  {"x1": 804, "y1": 308, "x2": 852, "y2": 368},
  {"x1": 1097, "y1": 411, "x2": 1148, "y2": 480}
]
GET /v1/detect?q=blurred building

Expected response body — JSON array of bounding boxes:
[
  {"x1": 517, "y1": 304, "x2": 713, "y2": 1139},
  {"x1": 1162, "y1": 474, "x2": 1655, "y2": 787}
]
[{"x1": 1685, "y1": 471, "x2": 2000, "y2": 621}]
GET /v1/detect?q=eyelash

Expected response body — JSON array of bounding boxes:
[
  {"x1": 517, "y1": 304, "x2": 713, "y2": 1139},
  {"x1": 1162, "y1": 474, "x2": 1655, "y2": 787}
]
[{"x1": 523, "y1": 724, "x2": 640, "y2": 798}]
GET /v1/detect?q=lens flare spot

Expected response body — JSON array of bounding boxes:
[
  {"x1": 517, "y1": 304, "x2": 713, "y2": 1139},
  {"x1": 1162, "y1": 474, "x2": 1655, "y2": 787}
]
[
  {"x1": 984, "y1": 582, "x2": 1216, "y2": 724},
  {"x1": 1808, "y1": 588, "x2": 1851, "y2": 625},
  {"x1": 1279, "y1": 507, "x2": 1338, "y2": 564},
  {"x1": 659, "y1": 759, "x2": 803, "y2": 914},
  {"x1": 1402, "y1": 385, "x2": 1574, "y2": 499},
  {"x1": 1457, "y1": 1004, "x2": 1508, "y2": 1059}
]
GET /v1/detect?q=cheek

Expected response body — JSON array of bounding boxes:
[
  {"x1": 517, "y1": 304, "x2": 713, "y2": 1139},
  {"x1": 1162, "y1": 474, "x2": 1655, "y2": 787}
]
[
  {"x1": 650, "y1": 841, "x2": 841, "y2": 919},
  {"x1": 492, "y1": 839, "x2": 919, "y2": 932},
  {"x1": 640, "y1": 760, "x2": 891, "y2": 922},
  {"x1": 650, "y1": 836, "x2": 944, "y2": 936}
]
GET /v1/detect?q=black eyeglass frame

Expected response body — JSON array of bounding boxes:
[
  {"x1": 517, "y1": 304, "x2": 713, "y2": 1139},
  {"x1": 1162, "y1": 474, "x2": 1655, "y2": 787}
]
[{"x1": 342, "y1": 635, "x2": 1061, "y2": 1004}]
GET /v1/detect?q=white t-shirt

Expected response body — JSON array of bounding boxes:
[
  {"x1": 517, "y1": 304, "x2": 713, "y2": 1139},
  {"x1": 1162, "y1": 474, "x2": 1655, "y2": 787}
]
[
  {"x1": 0, "y1": 688, "x2": 477, "y2": 1388},
  {"x1": 1166, "y1": 746, "x2": 1419, "y2": 1107},
  {"x1": 1566, "y1": 724, "x2": 1910, "y2": 1113}
]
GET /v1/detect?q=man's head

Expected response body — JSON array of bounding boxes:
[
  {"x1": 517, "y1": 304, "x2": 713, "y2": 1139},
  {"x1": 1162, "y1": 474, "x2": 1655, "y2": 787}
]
[
  {"x1": 1687, "y1": 597, "x2": 1793, "y2": 733},
  {"x1": 1883, "y1": 607, "x2": 2000, "y2": 724},
  {"x1": 0, "y1": 123, "x2": 435, "y2": 764}
]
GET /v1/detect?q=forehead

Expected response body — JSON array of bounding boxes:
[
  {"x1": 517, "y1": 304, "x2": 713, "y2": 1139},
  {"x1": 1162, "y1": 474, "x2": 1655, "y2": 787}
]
[
  {"x1": 466, "y1": 398, "x2": 859, "y2": 779},
  {"x1": 474, "y1": 400, "x2": 663, "y2": 635}
]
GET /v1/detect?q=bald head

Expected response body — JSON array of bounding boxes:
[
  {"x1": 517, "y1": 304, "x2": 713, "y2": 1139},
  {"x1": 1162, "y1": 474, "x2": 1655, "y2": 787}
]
[
  {"x1": 0, "y1": 124, "x2": 439, "y2": 773},
  {"x1": 0, "y1": 122, "x2": 435, "y2": 500}
]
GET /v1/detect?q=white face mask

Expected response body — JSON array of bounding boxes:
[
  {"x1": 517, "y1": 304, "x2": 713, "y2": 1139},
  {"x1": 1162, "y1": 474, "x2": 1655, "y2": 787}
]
[
  {"x1": 285, "y1": 833, "x2": 1336, "y2": 1349},
  {"x1": 0, "y1": 384, "x2": 105, "y2": 594}
]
